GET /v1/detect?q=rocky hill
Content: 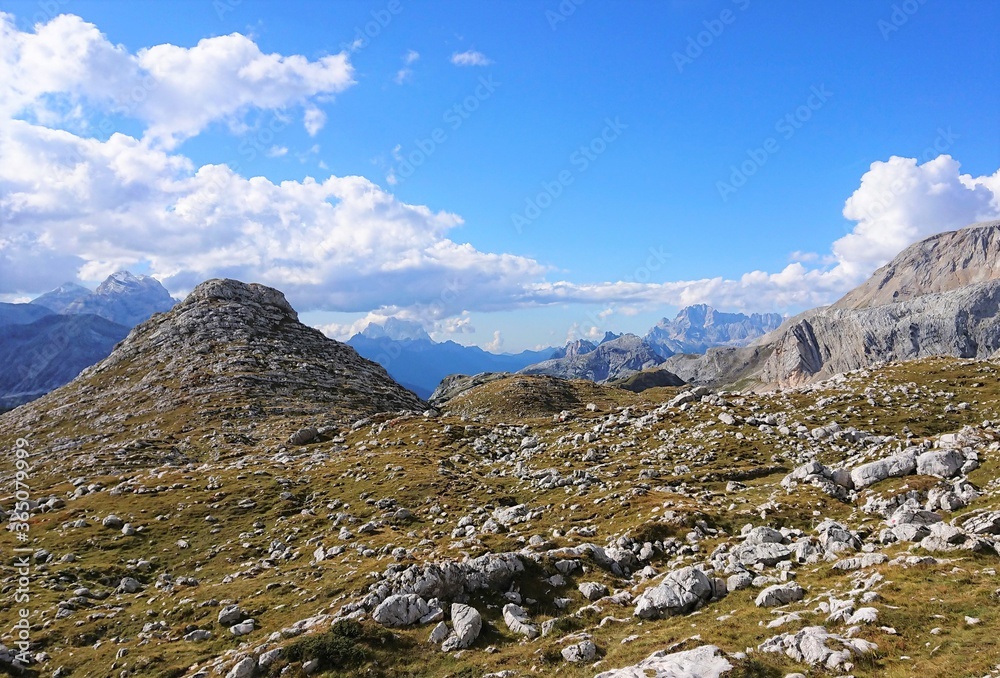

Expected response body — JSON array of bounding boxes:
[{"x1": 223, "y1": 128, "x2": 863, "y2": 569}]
[
  {"x1": 646, "y1": 304, "x2": 783, "y2": 356},
  {"x1": 0, "y1": 278, "x2": 425, "y2": 473},
  {"x1": 666, "y1": 220, "x2": 1000, "y2": 389}
]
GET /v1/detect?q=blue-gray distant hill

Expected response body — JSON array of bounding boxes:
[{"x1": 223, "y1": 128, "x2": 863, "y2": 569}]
[
  {"x1": 347, "y1": 319, "x2": 555, "y2": 399},
  {"x1": 0, "y1": 272, "x2": 177, "y2": 411}
]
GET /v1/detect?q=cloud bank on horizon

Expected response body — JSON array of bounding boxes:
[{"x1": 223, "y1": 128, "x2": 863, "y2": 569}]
[{"x1": 1, "y1": 12, "x2": 999, "y2": 341}]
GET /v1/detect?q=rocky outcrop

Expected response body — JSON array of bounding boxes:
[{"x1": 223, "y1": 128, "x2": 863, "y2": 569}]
[
  {"x1": 595, "y1": 645, "x2": 733, "y2": 678},
  {"x1": 634, "y1": 567, "x2": 723, "y2": 619}
]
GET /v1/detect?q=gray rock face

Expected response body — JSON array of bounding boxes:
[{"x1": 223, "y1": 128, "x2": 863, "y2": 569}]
[
  {"x1": 755, "y1": 582, "x2": 805, "y2": 607},
  {"x1": 218, "y1": 605, "x2": 245, "y2": 627},
  {"x1": 731, "y1": 542, "x2": 793, "y2": 567},
  {"x1": 518, "y1": 333, "x2": 665, "y2": 383},
  {"x1": 833, "y1": 221, "x2": 1000, "y2": 310},
  {"x1": 759, "y1": 625, "x2": 878, "y2": 669},
  {"x1": 372, "y1": 594, "x2": 429, "y2": 627},
  {"x1": 502, "y1": 604, "x2": 538, "y2": 639},
  {"x1": 225, "y1": 657, "x2": 257, "y2": 678},
  {"x1": 561, "y1": 639, "x2": 598, "y2": 663},
  {"x1": 963, "y1": 511, "x2": 1000, "y2": 535},
  {"x1": 916, "y1": 449, "x2": 966, "y2": 478},
  {"x1": 368, "y1": 552, "x2": 524, "y2": 605},
  {"x1": 662, "y1": 221, "x2": 1000, "y2": 389},
  {"x1": 634, "y1": 567, "x2": 719, "y2": 619},
  {"x1": 443, "y1": 604, "x2": 481, "y2": 650},
  {"x1": 578, "y1": 582, "x2": 609, "y2": 601},
  {"x1": 594, "y1": 644, "x2": 734, "y2": 678},
  {"x1": 851, "y1": 450, "x2": 917, "y2": 490}
]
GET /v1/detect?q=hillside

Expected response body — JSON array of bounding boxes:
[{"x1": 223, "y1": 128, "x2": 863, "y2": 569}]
[{"x1": 3, "y1": 342, "x2": 1000, "y2": 676}]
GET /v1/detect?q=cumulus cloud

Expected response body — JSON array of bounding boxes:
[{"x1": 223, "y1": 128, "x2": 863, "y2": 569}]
[
  {"x1": 0, "y1": 13, "x2": 353, "y2": 148},
  {"x1": 450, "y1": 50, "x2": 492, "y2": 67},
  {"x1": 2, "y1": 115, "x2": 998, "y2": 326},
  {"x1": 836, "y1": 155, "x2": 998, "y2": 278},
  {"x1": 484, "y1": 330, "x2": 504, "y2": 352},
  {"x1": 0, "y1": 119, "x2": 548, "y2": 316}
]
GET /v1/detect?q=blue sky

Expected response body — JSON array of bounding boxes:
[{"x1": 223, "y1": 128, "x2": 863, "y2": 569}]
[{"x1": 1, "y1": 0, "x2": 998, "y2": 351}]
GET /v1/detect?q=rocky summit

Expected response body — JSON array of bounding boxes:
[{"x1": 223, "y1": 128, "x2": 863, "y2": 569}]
[
  {"x1": 667, "y1": 220, "x2": 1000, "y2": 389},
  {"x1": 4, "y1": 276, "x2": 1000, "y2": 677}
]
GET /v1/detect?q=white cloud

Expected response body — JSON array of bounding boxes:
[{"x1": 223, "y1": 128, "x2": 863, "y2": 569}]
[
  {"x1": 485, "y1": 330, "x2": 503, "y2": 352},
  {"x1": 0, "y1": 119, "x2": 548, "y2": 314},
  {"x1": 2, "y1": 114, "x2": 998, "y2": 327},
  {"x1": 266, "y1": 145, "x2": 288, "y2": 158},
  {"x1": 836, "y1": 155, "x2": 997, "y2": 279},
  {"x1": 394, "y1": 50, "x2": 420, "y2": 84},
  {"x1": 1, "y1": 12, "x2": 998, "y2": 340},
  {"x1": 303, "y1": 106, "x2": 327, "y2": 136},
  {"x1": 450, "y1": 50, "x2": 492, "y2": 67},
  {"x1": 0, "y1": 13, "x2": 353, "y2": 148}
]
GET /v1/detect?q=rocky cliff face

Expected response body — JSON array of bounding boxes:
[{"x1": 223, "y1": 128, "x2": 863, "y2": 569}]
[{"x1": 669, "y1": 220, "x2": 1000, "y2": 389}]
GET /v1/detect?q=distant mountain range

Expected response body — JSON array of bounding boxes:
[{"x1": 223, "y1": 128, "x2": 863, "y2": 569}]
[
  {"x1": 349, "y1": 306, "x2": 783, "y2": 395},
  {"x1": 32, "y1": 271, "x2": 177, "y2": 326},
  {"x1": 0, "y1": 272, "x2": 177, "y2": 411},
  {"x1": 347, "y1": 320, "x2": 554, "y2": 398},
  {"x1": 513, "y1": 306, "x2": 782, "y2": 384}
]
